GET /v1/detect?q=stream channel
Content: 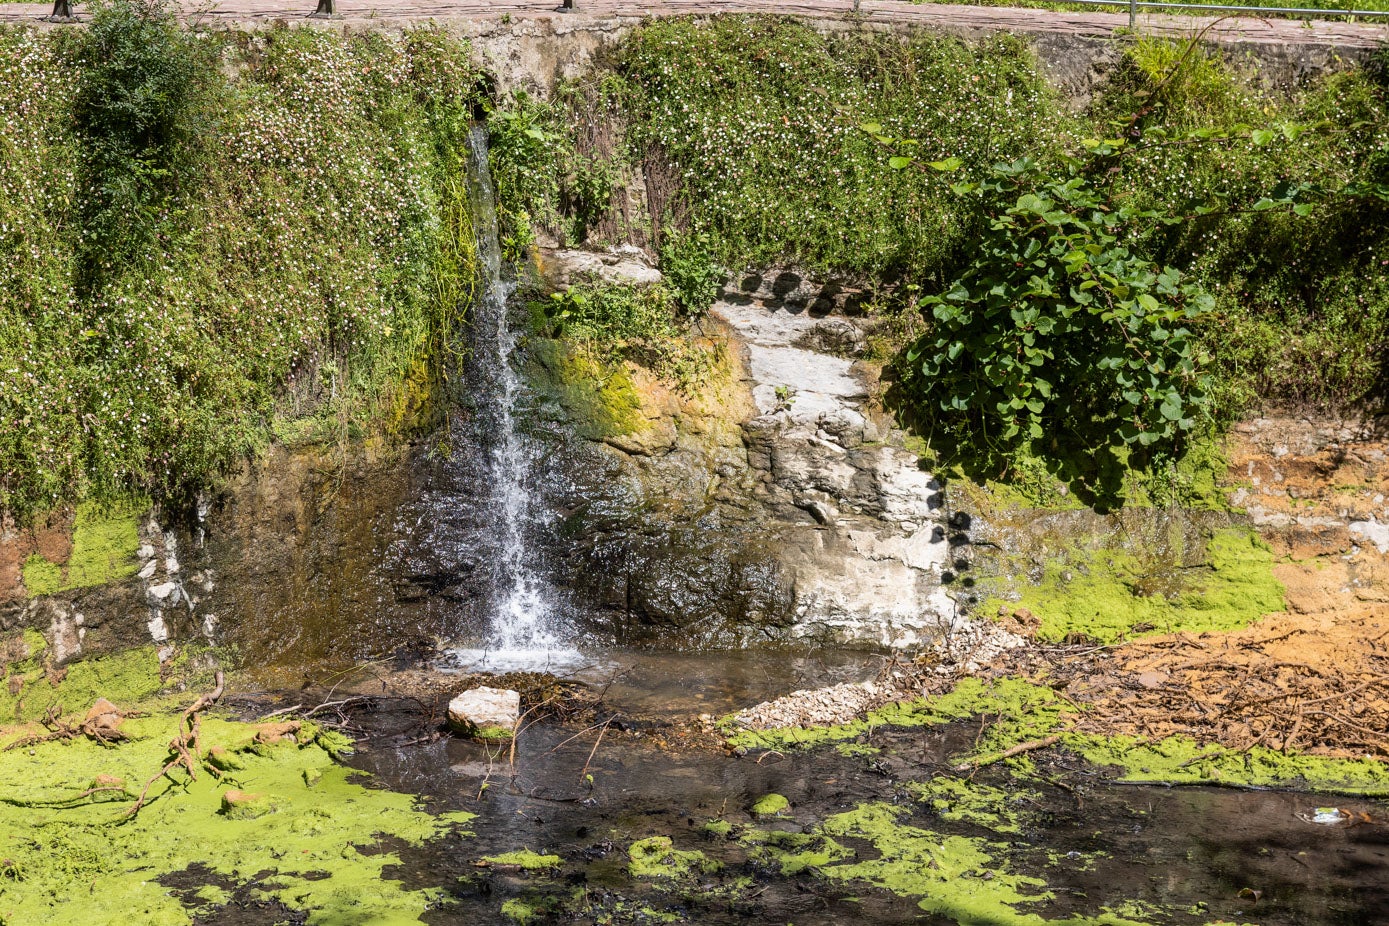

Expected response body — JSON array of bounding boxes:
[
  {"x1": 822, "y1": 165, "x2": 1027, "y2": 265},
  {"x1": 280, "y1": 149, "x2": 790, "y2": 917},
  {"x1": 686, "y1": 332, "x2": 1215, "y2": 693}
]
[{"x1": 223, "y1": 130, "x2": 1389, "y2": 926}]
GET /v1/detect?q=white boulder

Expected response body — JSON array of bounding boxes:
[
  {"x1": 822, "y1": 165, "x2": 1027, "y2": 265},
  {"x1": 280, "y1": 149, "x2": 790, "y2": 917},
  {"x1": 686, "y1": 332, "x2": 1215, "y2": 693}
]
[{"x1": 447, "y1": 687, "x2": 521, "y2": 741}]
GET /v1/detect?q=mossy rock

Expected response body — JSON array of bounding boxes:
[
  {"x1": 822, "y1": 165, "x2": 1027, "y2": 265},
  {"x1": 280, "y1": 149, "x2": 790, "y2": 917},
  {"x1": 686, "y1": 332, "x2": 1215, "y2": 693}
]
[
  {"x1": 628, "y1": 836, "x2": 721, "y2": 879},
  {"x1": 750, "y1": 793, "x2": 789, "y2": 816},
  {"x1": 220, "y1": 789, "x2": 281, "y2": 820}
]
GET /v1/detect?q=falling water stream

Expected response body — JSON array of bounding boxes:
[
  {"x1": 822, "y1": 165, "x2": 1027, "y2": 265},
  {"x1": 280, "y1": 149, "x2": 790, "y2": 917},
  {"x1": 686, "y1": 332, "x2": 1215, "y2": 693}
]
[{"x1": 447, "y1": 126, "x2": 582, "y2": 671}]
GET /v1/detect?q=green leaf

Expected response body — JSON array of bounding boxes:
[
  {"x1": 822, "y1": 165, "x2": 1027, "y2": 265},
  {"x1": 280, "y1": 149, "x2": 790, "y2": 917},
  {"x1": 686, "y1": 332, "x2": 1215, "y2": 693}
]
[
  {"x1": 1251, "y1": 129, "x2": 1275, "y2": 146},
  {"x1": 927, "y1": 157, "x2": 963, "y2": 172},
  {"x1": 859, "y1": 122, "x2": 882, "y2": 135},
  {"x1": 888, "y1": 156, "x2": 913, "y2": 170}
]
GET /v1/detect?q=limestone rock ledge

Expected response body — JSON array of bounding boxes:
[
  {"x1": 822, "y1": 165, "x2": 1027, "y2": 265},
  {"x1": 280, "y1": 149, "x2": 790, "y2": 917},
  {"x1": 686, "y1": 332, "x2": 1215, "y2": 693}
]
[{"x1": 537, "y1": 285, "x2": 993, "y2": 653}]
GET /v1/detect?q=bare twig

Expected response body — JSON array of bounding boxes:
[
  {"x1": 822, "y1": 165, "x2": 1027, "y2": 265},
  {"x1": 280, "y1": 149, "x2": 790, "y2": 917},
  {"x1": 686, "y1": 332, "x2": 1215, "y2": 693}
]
[{"x1": 954, "y1": 734, "x2": 1062, "y2": 771}]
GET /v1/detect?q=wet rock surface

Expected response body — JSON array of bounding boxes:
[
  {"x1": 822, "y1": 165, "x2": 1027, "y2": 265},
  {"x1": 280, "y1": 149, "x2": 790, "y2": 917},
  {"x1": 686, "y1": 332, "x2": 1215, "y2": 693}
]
[
  {"x1": 534, "y1": 289, "x2": 977, "y2": 649},
  {"x1": 448, "y1": 686, "x2": 522, "y2": 738}
]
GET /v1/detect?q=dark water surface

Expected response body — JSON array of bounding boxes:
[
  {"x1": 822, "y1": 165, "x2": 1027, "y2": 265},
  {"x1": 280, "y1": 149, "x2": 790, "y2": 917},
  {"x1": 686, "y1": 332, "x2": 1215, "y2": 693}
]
[{"x1": 321, "y1": 652, "x2": 1389, "y2": 926}]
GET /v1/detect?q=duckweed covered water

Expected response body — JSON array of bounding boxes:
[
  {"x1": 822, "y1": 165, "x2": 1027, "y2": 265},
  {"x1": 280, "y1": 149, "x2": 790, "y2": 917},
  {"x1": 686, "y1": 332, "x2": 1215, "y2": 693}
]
[{"x1": 2, "y1": 650, "x2": 1388, "y2": 925}]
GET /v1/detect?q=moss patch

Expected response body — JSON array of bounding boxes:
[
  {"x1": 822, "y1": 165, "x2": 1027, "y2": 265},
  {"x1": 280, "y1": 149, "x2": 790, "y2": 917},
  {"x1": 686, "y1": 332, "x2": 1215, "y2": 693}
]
[
  {"x1": 1073, "y1": 734, "x2": 1389, "y2": 794},
  {"x1": 809, "y1": 803, "x2": 1152, "y2": 926},
  {"x1": 628, "y1": 836, "x2": 721, "y2": 879},
  {"x1": 0, "y1": 642, "x2": 179, "y2": 727},
  {"x1": 482, "y1": 849, "x2": 563, "y2": 870},
  {"x1": 749, "y1": 792, "x2": 789, "y2": 816},
  {"x1": 21, "y1": 499, "x2": 144, "y2": 597},
  {"x1": 728, "y1": 676, "x2": 1389, "y2": 793},
  {"x1": 726, "y1": 677, "x2": 1064, "y2": 757},
  {"x1": 530, "y1": 339, "x2": 648, "y2": 442},
  {"x1": 738, "y1": 827, "x2": 851, "y2": 876},
  {"x1": 988, "y1": 528, "x2": 1284, "y2": 644}
]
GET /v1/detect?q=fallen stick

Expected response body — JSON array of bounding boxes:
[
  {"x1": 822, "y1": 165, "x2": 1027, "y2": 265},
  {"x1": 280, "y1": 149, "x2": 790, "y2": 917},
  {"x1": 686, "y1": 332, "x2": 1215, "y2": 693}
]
[{"x1": 954, "y1": 734, "x2": 1061, "y2": 771}]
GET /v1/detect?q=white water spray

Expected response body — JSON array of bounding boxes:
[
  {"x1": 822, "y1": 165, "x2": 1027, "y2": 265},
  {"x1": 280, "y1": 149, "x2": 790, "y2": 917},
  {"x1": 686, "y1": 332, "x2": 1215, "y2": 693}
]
[{"x1": 453, "y1": 125, "x2": 582, "y2": 672}]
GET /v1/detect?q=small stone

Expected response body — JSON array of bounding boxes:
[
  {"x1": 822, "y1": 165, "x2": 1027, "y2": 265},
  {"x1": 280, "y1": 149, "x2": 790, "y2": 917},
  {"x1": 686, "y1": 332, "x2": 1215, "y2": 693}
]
[
  {"x1": 447, "y1": 687, "x2": 521, "y2": 741},
  {"x1": 303, "y1": 767, "x2": 323, "y2": 788},
  {"x1": 253, "y1": 721, "x2": 302, "y2": 745},
  {"x1": 206, "y1": 745, "x2": 245, "y2": 772},
  {"x1": 84, "y1": 698, "x2": 123, "y2": 726},
  {"x1": 137, "y1": 560, "x2": 158, "y2": 580},
  {"x1": 91, "y1": 773, "x2": 126, "y2": 793},
  {"x1": 220, "y1": 789, "x2": 277, "y2": 820},
  {"x1": 147, "y1": 582, "x2": 178, "y2": 603}
]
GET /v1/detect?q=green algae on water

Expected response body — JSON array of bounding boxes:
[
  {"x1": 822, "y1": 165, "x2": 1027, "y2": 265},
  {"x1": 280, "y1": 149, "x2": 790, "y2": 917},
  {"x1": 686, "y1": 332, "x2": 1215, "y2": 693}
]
[
  {"x1": 907, "y1": 775, "x2": 1042, "y2": 836},
  {"x1": 725, "y1": 675, "x2": 1389, "y2": 794},
  {"x1": 725, "y1": 676, "x2": 1064, "y2": 757},
  {"x1": 738, "y1": 827, "x2": 851, "y2": 875},
  {"x1": 0, "y1": 710, "x2": 473, "y2": 924},
  {"x1": 1074, "y1": 733, "x2": 1389, "y2": 794},
  {"x1": 812, "y1": 803, "x2": 1150, "y2": 926},
  {"x1": 628, "y1": 836, "x2": 721, "y2": 879},
  {"x1": 482, "y1": 849, "x2": 563, "y2": 870}
]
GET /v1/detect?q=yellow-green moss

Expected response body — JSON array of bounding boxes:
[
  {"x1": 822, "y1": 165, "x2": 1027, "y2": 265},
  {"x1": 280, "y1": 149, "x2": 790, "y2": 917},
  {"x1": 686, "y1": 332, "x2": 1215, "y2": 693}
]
[
  {"x1": 907, "y1": 776, "x2": 1041, "y2": 836},
  {"x1": 987, "y1": 528, "x2": 1284, "y2": 643},
  {"x1": 738, "y1": 827, "x2": 851, "y2": 875},
  {"x1": 21, "y1": 499, "x2": 144, "y2": 597},
  {"x1": 20, "y1": 555, "x2": 63, "y2": 597},
  {"x1": 1074, "y1": 734, "x2": 1389, "y2": 794},
  {"x1": 0, "y1": 643, "x2": 181, "y2": 727},
  {"x1": 628, "y1": 836, "x2": 721, "y2": 879},
  {"x1": 727, "y1": 676, "x2": 1389, "y2": 793},
  {"x1": 482, "y1": 849, "x2": 563, "y2": 870},
  {"x1": 749, "y1": 792, "x2": 789, "y2": 815},
  {"x1": 812, "y1": 802, "x2": 1152, "y2": 926},
  {"x1": 530, "y1": 339, "x2": 648, "y2": 441}
]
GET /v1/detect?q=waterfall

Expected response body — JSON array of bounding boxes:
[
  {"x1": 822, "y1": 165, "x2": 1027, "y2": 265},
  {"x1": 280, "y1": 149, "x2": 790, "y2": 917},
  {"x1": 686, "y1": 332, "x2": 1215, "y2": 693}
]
[{"x1": 451, "y1": 124, "x2": 581, "y2": 671}]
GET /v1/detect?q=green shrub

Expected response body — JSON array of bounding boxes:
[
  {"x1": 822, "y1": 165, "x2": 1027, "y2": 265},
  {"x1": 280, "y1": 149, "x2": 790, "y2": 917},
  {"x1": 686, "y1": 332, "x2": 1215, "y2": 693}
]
[
  {"x1": 903, "y1": 156, "x2": 1214, "y2": 502},
  {"x1": 617, "y1": 17, "x2": 1070, "y2": 280},
  {"x1": 72, "y1": 0, "x2": 221, "y2": 291},
  {"x1": 658, "y1": 230, "x2": 723, "y2": 316},
  {"x1": 542, "y1": 276, "x2": 715, "y2": 391}
]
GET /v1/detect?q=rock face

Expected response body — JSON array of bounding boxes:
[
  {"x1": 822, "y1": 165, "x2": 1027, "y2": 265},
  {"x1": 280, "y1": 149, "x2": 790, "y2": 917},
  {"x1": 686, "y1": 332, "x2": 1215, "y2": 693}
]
[
  {"x1": 715, "y1": 300, "x2": 959, "y2": 646},
  {"x1": 535, "y1": 286, "x2": 985, "y2": 651},
  {"x1": 447, "y1": 687, "x2": 521, "y2": 740},
  {"x1": 537, "y1": 246, "x2": 663, "y2": 288}
]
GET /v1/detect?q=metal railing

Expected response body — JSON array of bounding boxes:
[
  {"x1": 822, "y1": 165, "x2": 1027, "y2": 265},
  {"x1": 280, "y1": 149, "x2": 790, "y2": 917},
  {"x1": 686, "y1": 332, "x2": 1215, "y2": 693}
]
[
  {"x1": 1087, "y1": 0, "x2": 1389, "y2": 28},
  {"x1": 40, "y1": 0, "x2": 1389, "y2": 25}
]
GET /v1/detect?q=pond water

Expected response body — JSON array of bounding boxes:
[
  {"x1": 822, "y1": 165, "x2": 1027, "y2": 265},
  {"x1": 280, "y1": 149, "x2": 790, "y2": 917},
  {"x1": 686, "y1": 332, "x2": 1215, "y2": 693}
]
[{"x1": 280, "y1": 649, "x2": 1389, "y2": 926}]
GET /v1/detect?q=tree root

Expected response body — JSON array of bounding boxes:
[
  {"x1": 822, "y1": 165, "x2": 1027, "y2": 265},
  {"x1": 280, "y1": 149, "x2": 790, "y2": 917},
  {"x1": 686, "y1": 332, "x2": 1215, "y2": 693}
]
[{"x1": 125, "y1": 671, "x2": 225, "y2": 820}]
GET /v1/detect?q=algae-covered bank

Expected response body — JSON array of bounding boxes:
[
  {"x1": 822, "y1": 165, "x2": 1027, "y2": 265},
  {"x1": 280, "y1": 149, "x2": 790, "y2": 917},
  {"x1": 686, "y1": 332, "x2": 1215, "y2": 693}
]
[{"x1": 0, "y1": 642, "x2": 474, "y2": 925}]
